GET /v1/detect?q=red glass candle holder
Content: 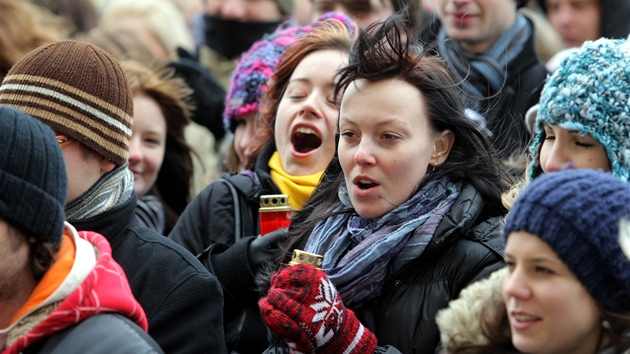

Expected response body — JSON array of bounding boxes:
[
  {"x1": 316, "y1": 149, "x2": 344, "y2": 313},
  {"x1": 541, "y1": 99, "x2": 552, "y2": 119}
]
[{"x1": 259, "y1": 194, "x2": 291, "y2": 236}]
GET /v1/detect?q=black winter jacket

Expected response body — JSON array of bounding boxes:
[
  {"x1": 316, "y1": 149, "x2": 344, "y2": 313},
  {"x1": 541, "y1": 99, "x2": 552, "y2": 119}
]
[
  {"x1": 355, "y1": 184, "x2": 504, "y2": 354},
  {"x1": 169, "y1": 142, "x2": 281, "y2": 353},
  {"x1": 70, "y1": 194, "x2": 226, "y2": 354},
  {"x1": 264, "y1": 183, "x2": 505, "y2": 354}
]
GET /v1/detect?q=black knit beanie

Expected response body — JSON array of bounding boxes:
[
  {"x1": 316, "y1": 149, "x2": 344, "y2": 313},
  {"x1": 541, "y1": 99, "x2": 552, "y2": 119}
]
[
  {"x1": 504, "y1": 169, "x2": 630, "y2": 312},
  {"x1": 0, "y1": 106, "x2": 67, "y2": 245}
]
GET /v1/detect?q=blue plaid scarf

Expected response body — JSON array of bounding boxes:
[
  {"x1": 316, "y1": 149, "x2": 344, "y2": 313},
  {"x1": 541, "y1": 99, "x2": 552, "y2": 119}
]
[{"x1": 304, "y1": 176, "x2": 462, "y2": 308}]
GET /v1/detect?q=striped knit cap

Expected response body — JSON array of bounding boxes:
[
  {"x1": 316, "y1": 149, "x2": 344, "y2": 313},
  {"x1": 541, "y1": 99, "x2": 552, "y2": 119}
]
[
  {"x1": 0, "y1": 40, "x2": 133, "y2": 166},
  {"x1": 529, "y1": 37, "x2": 630, "y2": 181}
]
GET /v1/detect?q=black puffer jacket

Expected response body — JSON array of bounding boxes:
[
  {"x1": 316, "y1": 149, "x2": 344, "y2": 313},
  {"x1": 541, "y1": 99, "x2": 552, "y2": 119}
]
[
  {"x1": 264, "y1": 183, "x2": 505, "y2": 354},
  {"x1": 169, "y1": 142, "x2": 281, "y2": 353},
  {"x1": 356, "y1": 184, "x2": 504, "y2": 354}
]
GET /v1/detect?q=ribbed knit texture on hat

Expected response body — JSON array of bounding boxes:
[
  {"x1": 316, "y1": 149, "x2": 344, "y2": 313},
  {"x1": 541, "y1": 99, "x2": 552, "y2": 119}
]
[
  {"x1": 0, "y1": 106, "x2": 67, "y2": 245},
  {"x1": 0, "y1": 40, "x2": 133, "y2": 166},
  {"x1": 529, "y1": 37, "x2": 630, "y2": 181},
  {"x1": 504, "y1": 170, "x2": 630, "y2": 312}
]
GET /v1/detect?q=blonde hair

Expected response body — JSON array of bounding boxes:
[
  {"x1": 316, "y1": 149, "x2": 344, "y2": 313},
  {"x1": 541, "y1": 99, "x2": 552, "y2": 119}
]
[{"x1": 98, "y1": 0, "x2": 194, "y2": 60}]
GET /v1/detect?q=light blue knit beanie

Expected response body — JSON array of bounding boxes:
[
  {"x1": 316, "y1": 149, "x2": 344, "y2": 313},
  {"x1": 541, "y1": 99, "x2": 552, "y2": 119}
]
[{"x1": 529, "y1": 36, "x2": 630, "y2": 181}]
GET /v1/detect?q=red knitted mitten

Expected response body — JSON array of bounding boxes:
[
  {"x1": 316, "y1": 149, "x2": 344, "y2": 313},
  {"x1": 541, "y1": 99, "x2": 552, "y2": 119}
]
[{"x1": 259, "y1": 264, "x2": 377, "y2": 354}]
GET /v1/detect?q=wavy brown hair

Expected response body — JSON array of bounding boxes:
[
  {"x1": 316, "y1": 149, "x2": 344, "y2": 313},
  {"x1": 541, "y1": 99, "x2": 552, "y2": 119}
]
[
  {"x1": 242, "y1": 18, "x2": 356, "y2": 171},
  {"x1": 122, "y1": 60, "x2": 195, "y2": 233}
]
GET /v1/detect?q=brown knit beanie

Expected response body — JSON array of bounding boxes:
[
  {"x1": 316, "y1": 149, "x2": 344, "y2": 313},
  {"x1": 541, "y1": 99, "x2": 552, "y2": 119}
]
[{"x1": 0, "y1": 40, "x2": 133, "y2": 166}]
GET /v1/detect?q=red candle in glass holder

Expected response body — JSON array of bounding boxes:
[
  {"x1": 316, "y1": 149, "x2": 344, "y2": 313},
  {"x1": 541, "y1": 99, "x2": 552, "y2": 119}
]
[{"x1": 259, "y1": 194, "x2": 292, "y2": 236}]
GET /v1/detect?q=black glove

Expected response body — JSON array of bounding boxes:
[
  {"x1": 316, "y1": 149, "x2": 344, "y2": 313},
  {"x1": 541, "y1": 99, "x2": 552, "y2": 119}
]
[{"x1": 248, "y1": 228, "x2": 288, "y2": 271}]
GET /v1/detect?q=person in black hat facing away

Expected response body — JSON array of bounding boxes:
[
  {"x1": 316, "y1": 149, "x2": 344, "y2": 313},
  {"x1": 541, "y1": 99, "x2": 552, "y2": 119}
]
[
  {"x1": 426, "y1": 0, "x2": 548, "y2": 168},
  {"x1": 198, "y1": 0, "x2": 294, "y2": 90},
  {"x1": 0, "y1": 40, "x2": 226, "y2": 354},
  {"x1": 0, "y1": 106, "x2": 163, "y2": 353},
  {"x1": 437, "y1": 169, "x2": 630, "y2": 353}
]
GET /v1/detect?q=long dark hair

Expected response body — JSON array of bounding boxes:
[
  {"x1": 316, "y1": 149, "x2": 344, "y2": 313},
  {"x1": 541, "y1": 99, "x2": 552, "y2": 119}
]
[{"x1": 280, "y1": 15, "x2": 510, "y2": 261}]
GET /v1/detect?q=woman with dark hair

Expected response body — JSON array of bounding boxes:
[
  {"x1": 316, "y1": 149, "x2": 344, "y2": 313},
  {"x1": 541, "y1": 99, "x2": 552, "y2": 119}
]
[
  {"x1": 258, "y1": 15, "x2": 510, "y2": 354},
  {"x1": 123, "y1": 60, "x2": 195, "y2": 234},
  {"x1": 168, "y1": 13, "x2": 357, "y2": 353}
]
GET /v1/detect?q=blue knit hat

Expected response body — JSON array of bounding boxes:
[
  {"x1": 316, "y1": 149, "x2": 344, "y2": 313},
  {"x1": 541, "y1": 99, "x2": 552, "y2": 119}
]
[
  {"x1": 0, "y1": 106, "x2": 67, "y2": 246},
  {"x1": 504, "y1": 169, "x2": 630, "y2": 312},
  {"x1": 529, "y1": 37, "x2": 630, "y2": 181},
  {"x1": 223, "y1": 12, "x2": 357, "y2": 132}
]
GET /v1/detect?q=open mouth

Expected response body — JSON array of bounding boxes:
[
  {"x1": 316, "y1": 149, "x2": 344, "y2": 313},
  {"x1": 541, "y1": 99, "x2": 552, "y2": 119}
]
[
  {"x1": 357, "y1": 180, "x2": 377, "y2": 190},
  {"x1": 292, "y1": 127, "x2": 322, "y2": 154}
]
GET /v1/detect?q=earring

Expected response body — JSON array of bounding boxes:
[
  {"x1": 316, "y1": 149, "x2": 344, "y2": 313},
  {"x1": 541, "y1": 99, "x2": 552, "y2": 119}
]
[{"x1": 602, "y1": 319, "x2": 612, "y2": 330}]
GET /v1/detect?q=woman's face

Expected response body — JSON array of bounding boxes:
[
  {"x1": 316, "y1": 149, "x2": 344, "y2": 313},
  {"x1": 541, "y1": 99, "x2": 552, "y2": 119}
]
[
  {"x1": 274, "y1": 49, "x2": 347, "y2": 176},
  {"x1": 539, "y1": 124, "x2": 610, "y2": 174},
  {"x1": 338, "y1": 78, "x2": 453, "y2": 219},
  {"x1": 232, "y1": 111, "x2": 257, "y2": 168},
  {"x1": 503, "y1": 231, "x2": 602, "y2": 354},
  {"x1": 546, "y1": 0, "x2": 601, "y2": 48},
  {"x1": 128, "y1": 93, "x2": 167, "y2": 197}
]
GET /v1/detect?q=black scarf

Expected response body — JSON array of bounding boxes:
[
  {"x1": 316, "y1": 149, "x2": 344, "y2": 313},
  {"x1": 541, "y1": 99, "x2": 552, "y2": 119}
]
[{"x1": 203, "y1": 15, "x2": 281, "y2": 59}]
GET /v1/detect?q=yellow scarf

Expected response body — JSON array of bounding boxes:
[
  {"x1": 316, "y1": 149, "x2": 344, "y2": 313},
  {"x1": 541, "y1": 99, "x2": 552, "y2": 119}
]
[{"x1": 268, "y1": 151, "x2": 323, "y2": 211}]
